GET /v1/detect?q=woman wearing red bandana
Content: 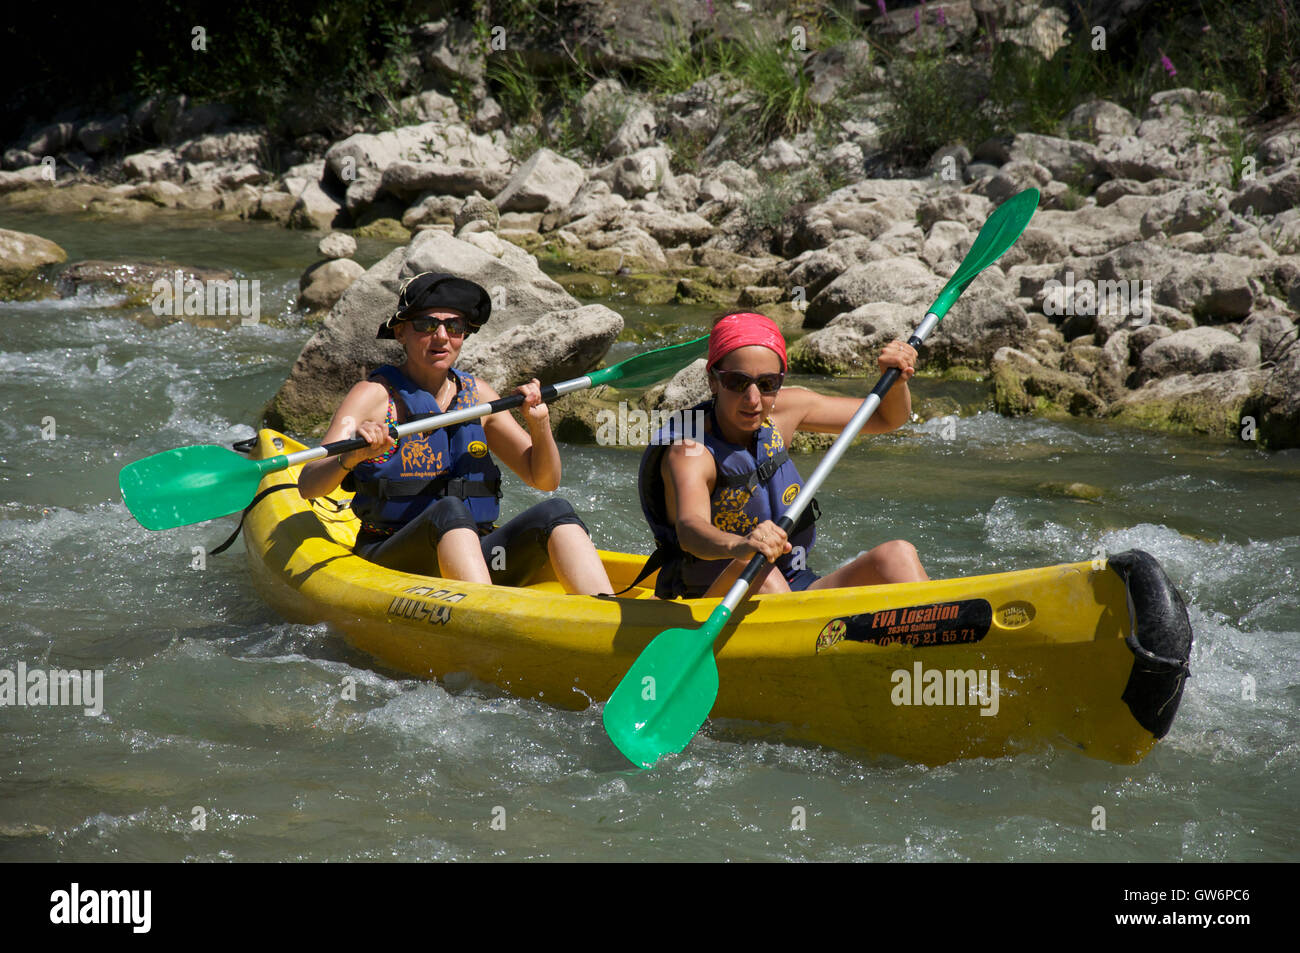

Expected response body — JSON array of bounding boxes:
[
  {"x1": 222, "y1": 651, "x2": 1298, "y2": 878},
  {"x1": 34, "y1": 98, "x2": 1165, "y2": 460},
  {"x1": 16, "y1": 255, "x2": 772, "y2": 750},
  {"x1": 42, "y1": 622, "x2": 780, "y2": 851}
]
[{"x1": 638, "y1": 312, "x2": 927, "y2": 599}]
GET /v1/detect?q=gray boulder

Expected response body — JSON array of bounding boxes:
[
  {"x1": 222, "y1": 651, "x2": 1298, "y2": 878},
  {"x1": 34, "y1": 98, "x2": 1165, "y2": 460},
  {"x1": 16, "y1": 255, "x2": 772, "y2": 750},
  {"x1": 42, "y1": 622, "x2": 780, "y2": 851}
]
[
  {"x1": 1065, "y1": 100, "x2": 1139, "y2": 143},
  {"x1": 0, "y1": 227, "x2": 67, "y2": 297},
  {"x1": 491, "y1": 148, "x2": 585, "y2": 213},
  {"x1": 266, "y1": 228, "x2": 599, "y2": 433},
  {"x1": 1136, "y1": 327, "x2": 1255, "y2": 382},
  {"x1": 591, "y1": 146, "x2": 673, "y2": 199},
  {"x1": 460, "y1": 304, "x2": 623, "y2": 391},
  {"x1": 299, "y1": 258, "x2": 366, "y2": 311}
]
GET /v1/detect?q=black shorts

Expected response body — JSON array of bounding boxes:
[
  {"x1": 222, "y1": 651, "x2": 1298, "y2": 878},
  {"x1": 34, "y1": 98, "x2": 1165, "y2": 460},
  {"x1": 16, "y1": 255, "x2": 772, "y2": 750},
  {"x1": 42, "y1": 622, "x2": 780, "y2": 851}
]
[{"x1": 354, "y1": 496, "x2": 590, "y2": 587}]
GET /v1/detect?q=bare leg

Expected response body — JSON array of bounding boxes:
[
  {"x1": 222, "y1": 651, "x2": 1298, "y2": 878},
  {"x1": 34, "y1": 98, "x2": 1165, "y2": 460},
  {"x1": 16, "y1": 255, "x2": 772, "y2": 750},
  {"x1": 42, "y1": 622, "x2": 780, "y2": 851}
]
[
  {"x1": 808, "y1": 539, "x2": 928, "y2": 590},
  {"x1": 547, "y1": 523, "x2": 613, "y2": 595},
  {"x1": 437, "y1": 527, "x2": 492, "y2": 584},
  {"x1": 702, "y1": 557, "x2": 791, "y2": 599}
]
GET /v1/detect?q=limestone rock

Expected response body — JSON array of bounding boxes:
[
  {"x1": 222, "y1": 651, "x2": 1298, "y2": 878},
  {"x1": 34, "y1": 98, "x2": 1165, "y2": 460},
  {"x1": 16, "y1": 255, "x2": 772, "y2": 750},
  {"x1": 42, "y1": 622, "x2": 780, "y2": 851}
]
[{"x1": 299, "y1": 258, "x2": 366, "y2": 311}]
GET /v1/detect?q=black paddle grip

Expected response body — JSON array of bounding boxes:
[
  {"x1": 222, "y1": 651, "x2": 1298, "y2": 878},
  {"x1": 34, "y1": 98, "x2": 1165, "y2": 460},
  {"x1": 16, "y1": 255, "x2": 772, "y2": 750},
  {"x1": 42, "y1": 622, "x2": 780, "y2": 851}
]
[{"x1": 486, "y1": 383, "x2": 560, "y2": 415}]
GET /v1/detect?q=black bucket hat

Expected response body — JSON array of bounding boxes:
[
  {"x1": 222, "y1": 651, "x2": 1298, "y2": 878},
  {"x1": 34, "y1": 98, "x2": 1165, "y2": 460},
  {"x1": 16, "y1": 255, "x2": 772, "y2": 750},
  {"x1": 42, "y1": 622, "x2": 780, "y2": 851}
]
[{"x1": 377, "y1": 272, "x2": 492, "y2": 339}]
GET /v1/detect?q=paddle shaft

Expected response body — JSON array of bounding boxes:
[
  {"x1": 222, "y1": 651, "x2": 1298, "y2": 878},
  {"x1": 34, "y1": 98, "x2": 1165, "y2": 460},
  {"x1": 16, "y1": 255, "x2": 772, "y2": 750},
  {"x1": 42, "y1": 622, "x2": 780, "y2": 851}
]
[
  {"x1": 279, "y1": 377, "x2": 592, "y2": 469},
  {"x1": 719, "y1": 312, "x2": 941, "y2": 615}
]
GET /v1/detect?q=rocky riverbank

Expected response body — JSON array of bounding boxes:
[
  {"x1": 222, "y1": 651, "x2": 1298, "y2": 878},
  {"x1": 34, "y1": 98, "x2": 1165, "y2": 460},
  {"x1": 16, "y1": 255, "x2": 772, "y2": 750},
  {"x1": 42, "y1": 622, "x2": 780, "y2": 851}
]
[{"x1": 3, "y1": 1, "x2": 1297, "y2": 447}]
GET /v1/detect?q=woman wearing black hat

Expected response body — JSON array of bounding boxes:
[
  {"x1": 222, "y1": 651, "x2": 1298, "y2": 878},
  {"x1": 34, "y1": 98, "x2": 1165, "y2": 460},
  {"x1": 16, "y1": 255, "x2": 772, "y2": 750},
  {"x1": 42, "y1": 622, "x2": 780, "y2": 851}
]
[{"x1": 298, "y1": 272, "x2": 613, "y2": 595}]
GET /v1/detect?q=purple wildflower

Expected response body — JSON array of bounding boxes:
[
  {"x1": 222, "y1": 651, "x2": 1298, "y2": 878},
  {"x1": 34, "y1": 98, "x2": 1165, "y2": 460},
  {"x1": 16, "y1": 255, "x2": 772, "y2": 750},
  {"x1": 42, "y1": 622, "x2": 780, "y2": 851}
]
[
  {"x1": 877, "y1": 0, "x2": 887, "y2": 16},
  {"x1": 706, "y1": 0, "x2": 714, "y2": 17},
  {"x1": 915, "y1": 8, "x2": 921, "y2": 28},
  {"x1": 937, "y1": 7, "x2": 946, "y2": 27},
  {"x1": 1160, "y1": 51, "x2": 1177, "y2": 77}
]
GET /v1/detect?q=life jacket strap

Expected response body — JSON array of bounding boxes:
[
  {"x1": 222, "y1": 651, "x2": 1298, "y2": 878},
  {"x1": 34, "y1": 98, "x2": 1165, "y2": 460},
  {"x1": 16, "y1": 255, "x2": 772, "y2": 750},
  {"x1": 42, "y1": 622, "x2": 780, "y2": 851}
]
[
  {"x1": 349, "y1": 473, "x2": 502, "y2": 500},
  {"x1": 713, "y1": 448, "x2": 791, "y2": 492}
]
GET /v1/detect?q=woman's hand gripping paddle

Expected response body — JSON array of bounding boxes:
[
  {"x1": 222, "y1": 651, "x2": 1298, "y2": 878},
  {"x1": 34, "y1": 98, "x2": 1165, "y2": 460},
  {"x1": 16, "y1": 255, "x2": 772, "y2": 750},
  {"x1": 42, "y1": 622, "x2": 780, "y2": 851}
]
[
  {"x1": 601, "y1": 189, "x2": 1042, "y2": 769},
  {"x1": 120, "y1": 334, "x2": 711, "y2": 531}
]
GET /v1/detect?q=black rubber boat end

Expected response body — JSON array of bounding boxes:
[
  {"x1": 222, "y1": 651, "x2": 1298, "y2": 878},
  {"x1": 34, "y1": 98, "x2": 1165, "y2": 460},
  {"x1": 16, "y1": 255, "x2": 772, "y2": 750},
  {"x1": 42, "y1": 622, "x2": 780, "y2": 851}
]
[{"x1": 1108, "y1": 549, "x2": 1194, "y2": 739}]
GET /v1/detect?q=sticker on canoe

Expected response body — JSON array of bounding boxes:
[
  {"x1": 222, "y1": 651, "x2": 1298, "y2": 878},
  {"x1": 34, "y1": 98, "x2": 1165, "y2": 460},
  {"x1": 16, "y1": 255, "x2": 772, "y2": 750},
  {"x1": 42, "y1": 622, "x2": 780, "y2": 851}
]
[
  {"x1": 815, "y1": 599, "x2": 992, "y2": 652},
  {"x1": 387, "y1": 585, "x2": 467, "y2": 626}
]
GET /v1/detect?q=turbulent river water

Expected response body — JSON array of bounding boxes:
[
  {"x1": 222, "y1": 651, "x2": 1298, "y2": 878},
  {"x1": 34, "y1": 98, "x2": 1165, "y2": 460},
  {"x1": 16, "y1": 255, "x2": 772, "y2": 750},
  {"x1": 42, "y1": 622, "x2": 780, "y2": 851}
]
[{"x1": 2, "y1": 211, "x2": 1297, "y2": 862}]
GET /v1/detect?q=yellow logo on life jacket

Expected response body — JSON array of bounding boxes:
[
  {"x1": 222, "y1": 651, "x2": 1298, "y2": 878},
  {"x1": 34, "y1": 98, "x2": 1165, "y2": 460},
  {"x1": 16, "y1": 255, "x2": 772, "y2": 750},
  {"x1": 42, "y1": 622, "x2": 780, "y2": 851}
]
[
  {"x1": 782, "y1": 483, "x2": 800, "y2": 505},
  {"x1": 468, "y1": 440, "x2": 488, "y2": 458}
]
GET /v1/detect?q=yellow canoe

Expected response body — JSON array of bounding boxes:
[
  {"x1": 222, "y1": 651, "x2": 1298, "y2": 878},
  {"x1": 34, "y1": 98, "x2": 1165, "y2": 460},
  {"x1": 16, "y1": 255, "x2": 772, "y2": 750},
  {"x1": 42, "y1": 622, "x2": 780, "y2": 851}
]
[{"x1": 242, "y1": 430, "x2": 1193, "y2": 766}]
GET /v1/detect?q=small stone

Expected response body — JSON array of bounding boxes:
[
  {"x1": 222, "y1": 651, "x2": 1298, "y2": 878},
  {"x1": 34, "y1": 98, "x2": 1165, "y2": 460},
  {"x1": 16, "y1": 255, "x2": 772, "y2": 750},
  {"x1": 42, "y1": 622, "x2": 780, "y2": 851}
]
[{"x1": 318, "y1": 232, "x2": 357, "y2": 260}]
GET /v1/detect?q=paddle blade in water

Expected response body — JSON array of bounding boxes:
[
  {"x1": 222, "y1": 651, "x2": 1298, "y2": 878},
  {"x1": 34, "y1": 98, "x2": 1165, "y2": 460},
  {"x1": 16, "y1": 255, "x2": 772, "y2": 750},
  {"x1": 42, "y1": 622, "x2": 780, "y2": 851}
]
[
  {"x1": 603, "y1": 620, "x2": 723, "y2": 768},
  {"x1": 589, "y1": 333, "x2": 710, "y2": 390},
  {"x1": 120, "y1": 444, "x2": 277, "y2": 530}
]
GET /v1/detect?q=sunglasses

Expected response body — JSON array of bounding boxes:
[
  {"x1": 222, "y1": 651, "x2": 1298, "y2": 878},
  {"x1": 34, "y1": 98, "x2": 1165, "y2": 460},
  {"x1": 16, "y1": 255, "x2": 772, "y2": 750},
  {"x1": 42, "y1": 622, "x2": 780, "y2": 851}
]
[
  {"x1": 711, "y1": 368, "x2": 784, "y2": 395},
  {"x1": 404, "y1": 315, "x2": 468, "y2": 336}
]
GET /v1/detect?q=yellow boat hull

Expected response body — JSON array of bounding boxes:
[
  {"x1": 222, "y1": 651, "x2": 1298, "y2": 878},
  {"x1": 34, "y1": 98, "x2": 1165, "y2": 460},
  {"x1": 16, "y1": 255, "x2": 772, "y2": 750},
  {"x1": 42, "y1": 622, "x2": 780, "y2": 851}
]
[{"x1": 243, "y1": 430, "x2": 1192, "y2": 766}]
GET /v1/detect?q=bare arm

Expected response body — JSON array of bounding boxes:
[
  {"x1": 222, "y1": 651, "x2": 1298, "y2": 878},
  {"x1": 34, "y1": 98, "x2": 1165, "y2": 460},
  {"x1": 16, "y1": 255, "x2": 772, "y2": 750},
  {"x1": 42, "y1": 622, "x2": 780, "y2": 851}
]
[
  {"x1": 662, "y1": 440, "x2": 789, "y2": 564},
  {"x1": 479, "y1": 377, "x2": 561, "y2": 491},
  {"x1": 772, "y1": 340, "x2": 916, "y2": 436},
  {"x1": 297, "y1": 381, "x2": 394, "y2": 499}
]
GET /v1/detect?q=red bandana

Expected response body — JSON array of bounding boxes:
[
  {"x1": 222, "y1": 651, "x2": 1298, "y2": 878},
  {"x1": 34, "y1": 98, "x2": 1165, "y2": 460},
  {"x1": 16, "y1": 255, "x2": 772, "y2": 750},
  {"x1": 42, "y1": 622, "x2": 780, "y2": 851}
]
[{"x1": 706, "y1": 312, "x2": 787, "y2": 372}]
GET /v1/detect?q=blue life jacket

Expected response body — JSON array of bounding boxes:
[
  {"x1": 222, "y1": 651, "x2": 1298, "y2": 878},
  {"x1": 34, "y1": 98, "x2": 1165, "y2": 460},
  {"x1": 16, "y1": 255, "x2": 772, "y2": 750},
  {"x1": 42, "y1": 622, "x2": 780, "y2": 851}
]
[
  {"x1": 348, "y1": 365, "x2": 502, "y2": 536},
  {"x1": 637, "y1": 399, "x2": 816, "y2": 599}
]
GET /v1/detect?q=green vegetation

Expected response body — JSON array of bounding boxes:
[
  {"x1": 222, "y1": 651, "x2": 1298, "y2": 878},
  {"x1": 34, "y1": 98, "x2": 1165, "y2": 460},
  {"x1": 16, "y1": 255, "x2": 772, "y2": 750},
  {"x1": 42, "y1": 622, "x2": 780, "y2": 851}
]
[{"x1": 7, "y1": 0, "x2": 1296, "y2": 171}]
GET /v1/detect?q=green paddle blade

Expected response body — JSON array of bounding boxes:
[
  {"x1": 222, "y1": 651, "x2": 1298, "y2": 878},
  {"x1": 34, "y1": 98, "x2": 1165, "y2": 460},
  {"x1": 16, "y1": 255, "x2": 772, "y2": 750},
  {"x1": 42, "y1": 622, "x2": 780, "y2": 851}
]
[
  {"x1": 603, "y1": 608, "x2": 729, "y2": 768},
  {"x1": 588, "y1": 333, "x2": 710, "y2": 390},
  {"x1": 120, "y1": 445, "x2": 287, "y2": 531},
  {"x1": 930, "y1": 187, "x2": 1040, "y2": 319}
]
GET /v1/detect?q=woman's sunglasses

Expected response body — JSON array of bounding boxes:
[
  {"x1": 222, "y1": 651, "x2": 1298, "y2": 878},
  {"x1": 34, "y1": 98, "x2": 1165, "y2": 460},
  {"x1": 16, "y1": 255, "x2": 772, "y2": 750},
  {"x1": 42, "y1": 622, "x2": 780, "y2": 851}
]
[
  {"x1": 711, "y1": 368, "x2": 784, "y2": 395},
  {"x1": 405, "y1": 315, "x2": 468, "y2": 336}
]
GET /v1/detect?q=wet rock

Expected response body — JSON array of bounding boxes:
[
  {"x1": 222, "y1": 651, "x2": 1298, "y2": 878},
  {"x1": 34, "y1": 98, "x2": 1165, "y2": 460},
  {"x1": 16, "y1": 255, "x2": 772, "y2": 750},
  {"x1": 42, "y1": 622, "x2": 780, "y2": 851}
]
[
  {"x1": 55, "y1": 259, "x2": 235, "y2": 307},
  {"x1": 1109, "y1": 368, "x2": 1267, "y2": 439},
  {"x1": 992, "y1": 346, "x2": 1106, "y2": 418},
  {"x1": 0, "y1": 228, "x2": 67, "y2": 298},
  {"x1": 1243, "y1": 340, "x2": 1300, "y2": 448}
]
